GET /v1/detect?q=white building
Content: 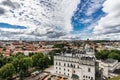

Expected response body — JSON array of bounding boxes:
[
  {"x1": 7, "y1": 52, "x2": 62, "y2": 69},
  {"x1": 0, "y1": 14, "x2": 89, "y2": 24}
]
[
  {"x1": 54, "y1": 44, "x2": 97, "y2": 80},
  {"x1": 98, "y1": 59, "x2": 120, "y2": 78}
]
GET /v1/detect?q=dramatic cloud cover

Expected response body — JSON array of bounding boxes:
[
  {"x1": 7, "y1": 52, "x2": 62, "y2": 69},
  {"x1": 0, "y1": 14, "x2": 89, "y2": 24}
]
[
  {"x1": 0, "y1": 0, "x2": 120, "y2": 40},
  {"x1": 93, "y1": 0, "x2": 120, "y2": 40},
  {"x1": 0, "y1": 0, "x2": 80, "y2": 40}
]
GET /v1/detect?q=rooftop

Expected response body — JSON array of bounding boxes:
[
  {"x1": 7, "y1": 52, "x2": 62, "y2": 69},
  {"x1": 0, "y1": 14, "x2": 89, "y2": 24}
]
[{"x1": 104, "y1": 59, "x2": 117, "y2": 63}]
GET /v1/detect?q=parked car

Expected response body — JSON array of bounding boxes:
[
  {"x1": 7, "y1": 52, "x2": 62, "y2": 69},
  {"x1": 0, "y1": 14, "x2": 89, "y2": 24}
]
[{"x1": 31, "y1": 71, "x2": 40, "y2": 77}]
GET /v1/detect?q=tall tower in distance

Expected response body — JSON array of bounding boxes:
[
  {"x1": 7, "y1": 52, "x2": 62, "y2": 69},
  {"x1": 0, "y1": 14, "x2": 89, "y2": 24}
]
[
  {"x1": 84, "y1": 39, "x2": 95, "y2": 56},
  {"x1": 19, "y1": 38, "x2": 23, "y2": 43}
]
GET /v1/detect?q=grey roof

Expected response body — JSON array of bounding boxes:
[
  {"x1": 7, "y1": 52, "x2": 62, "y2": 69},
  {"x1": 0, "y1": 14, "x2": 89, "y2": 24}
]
[{"x1": 104, "y1": 59, "x2": 117, "y2": 63}]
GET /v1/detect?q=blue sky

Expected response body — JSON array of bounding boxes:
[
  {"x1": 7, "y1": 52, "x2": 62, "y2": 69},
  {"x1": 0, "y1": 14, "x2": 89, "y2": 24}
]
[
  {"x1": 72, "y1": 0, "x2": 105, "y2": 33},
  {"x1": 0, "y1": 0, "x2": 120, "y2": 40},
  {"x1": 0, "y1": 23, "x2": 26, "y2": 29}
]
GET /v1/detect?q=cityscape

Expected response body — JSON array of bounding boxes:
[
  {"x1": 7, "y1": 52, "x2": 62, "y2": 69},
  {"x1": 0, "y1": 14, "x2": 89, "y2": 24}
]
[{"x1": 0, "y1": 0, "x2": 120, "y2": 80}]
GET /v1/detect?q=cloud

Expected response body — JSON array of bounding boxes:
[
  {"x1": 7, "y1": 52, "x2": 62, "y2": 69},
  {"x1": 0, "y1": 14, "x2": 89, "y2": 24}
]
[
  {"x1": 94, "y1": 0, "x2": 120, "y2": 34},
  {"x1": 47, "y1": 30, "x2": 66, "y2": 38},
  {"x1": 0, "y1": 0, "x2": 80, "y2": 40},
  {"x1": 0, "y1": 7, "x2": 5, "y2": 15},
  {"x1": 93, "y1": 0, "x2": 120, "y2": 39},
  {"x1": 2, "y1": 0, "x2": 20, "y2": 9},
  {"x1": 86, "y1": 0, "x2": 104, "y2": 16}
]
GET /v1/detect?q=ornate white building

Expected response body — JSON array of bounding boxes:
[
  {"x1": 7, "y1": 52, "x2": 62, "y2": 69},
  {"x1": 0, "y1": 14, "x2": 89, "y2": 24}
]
[{"x1": 54, "y1": 44, "x2": 97, "y2": 80}]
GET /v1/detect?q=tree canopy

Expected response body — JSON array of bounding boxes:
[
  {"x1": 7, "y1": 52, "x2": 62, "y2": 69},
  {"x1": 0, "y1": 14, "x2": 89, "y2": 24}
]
[{"x1": 95, "y1": 50, "x2": 120, "y2": 61}]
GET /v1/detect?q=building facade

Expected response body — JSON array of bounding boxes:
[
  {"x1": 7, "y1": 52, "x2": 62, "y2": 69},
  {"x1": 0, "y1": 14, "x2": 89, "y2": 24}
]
[
  {"x1": 98, "y1": 59, "x2": 120, "y2": 78},
  {"x1": 54, "y1": 44, "x2": 97, "y2": 80}
]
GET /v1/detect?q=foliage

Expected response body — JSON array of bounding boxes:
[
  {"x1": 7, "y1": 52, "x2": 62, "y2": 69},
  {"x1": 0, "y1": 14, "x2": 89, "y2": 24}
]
[
  {"x1": 0, "y1": 63, "x2": 15, "y2": 79},
  {"x1": 19, "y1": 70, "x2": 24, "y2": 80},
  {"x1": 53, "y1": 43, "x2": 67, "y2": 48},
  {"x1": 49, "y1": 51, "x2": 55, "y2": 65},
  {"x1": 12, "y1": 58, "x2": 20, "y2": 73},
  {"x1": 31, "y1": 53, "x2": 44, "y2": 67},
  {"x1": 20, "y1": 58, "x2": 33, "y2": 74},
  {"x1": 32, "y1": 53, "x2": 51, "y2": 70},
  {"x1": 16, "y1": 53, "x2": 25, "y2": 59},
  {"x1": 0, "y1": 55, "x2": 14, "y2": 68},
  {"x1": 95, "y1": 50, "x2": 120, "y2": 61},
  {"x1": 38, "y1": 55, "x2": 50, "y2": 70},
  {"x1": 109, "y1": 75, "x2": 120, "y2": 80},
  {"x1": 0, "y1": 51, "x2": 54, "y2": 79}
]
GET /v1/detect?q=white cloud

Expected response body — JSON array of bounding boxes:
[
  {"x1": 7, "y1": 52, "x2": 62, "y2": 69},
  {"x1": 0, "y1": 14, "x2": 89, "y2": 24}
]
[
  {"x1": 86, "y1": 0, "x2": 104, "y2": 16},
  {"x1": 0, "y1": 0, "x2": 80, "y2": 40},
  {"x1": 93, "y1": 0, "x2": 120, "y2": 40}
]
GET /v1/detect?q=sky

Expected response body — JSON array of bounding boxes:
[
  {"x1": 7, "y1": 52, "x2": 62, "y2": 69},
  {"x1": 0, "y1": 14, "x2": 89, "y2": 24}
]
[{"x1": 0, "y1": 0, "x2": 120, "y2": 40}]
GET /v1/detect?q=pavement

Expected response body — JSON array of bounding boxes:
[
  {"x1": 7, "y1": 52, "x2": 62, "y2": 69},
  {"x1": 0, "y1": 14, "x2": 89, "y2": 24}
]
[
  {"x1": 44, "y1": 66, "x2": 54, "y2": 74},
  {"x1": 25, "y1": 66, "x2": 54, "y2": 80},
  {"x1": 25, "y1": 74, "x2": 40, "y2": 80}
]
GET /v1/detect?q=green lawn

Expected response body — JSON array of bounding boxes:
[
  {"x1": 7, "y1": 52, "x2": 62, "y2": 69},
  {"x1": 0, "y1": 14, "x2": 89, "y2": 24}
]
[{"x1": 110, "y1": 75, "x2": 120, "y2": 80}]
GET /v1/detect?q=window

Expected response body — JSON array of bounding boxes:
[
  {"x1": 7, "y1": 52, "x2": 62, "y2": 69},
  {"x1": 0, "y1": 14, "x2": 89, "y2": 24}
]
[
  {"x1": 89, "y1": 76, "x2": 90, "y2": 79},
  {"x1": 59, "y1": 68, "x2": 61, "y2": 70},
  {"x1": 68, "y1": 69, "x2": 69, "y2": 72},
  {"x1": 68, "y1": 74, "x2": 69, "y2": 76},
  {"x1": 88, "y1": 68, "x2": 91, "y2": 72},
  {"x1": 68, "y1": 64, "x2": 69, "y2": 67},
  {"x1": 64, "y1": 69, "x2": 66, "y2": 71},
  {"x1": 83, "y1": 75, "x2": 85, "y2": 78},
  {"x1": 74, "y1": 65, "x2": 75, "y2": 68},
  {"x1": 59, "y1": 62, "x2": 61, "y2": 65},
  {"x1": 71, "y1": 64, "x2": 73, "y2": 67},
  {"x1": 56, "y1": 71, "x2": 57, "y2": 73},
  {"x1": 74, "y1": 70, "x2": 75, "y2": 73},
  {"x1": 91, "y1": 77, "x2": 93, "y2": 80},
  {"x1": 64, "y1": 63, "x2": 66, "y2": 66},
  {"x1": 56, "y1": 67, "x2": 57, "y2": 69},
  {"x1": 56, "y1": 62, "x2": 57, "y2": 65}
]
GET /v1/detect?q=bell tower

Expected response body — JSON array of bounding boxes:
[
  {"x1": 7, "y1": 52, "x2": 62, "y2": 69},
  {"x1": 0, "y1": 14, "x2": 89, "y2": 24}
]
[{"x1": 84, "y1": 39, "x2": 95, "y2": 56}]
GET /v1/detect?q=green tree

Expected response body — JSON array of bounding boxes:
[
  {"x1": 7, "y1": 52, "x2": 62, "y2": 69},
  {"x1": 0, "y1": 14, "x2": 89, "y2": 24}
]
[
  {"x1": 49, "y1": 52, "x2": 54, "y2": 65},
  {"x1": 19, "y1": 58, "x2": 33, "y2": 75},
  {"x1": 38, "y1": 58, "x2": 44, "y2": 70},
  {"x1": 95, "y1": 50, "x2": 109, "y2": 60},
  {"x1": 95, "y1": 49, "x2": 120, "y2": 61},
  {"x1": 53, "y1": 44, "x2": 67, "y2": 48},
  {"x1": 37, "y1": 55, "x2": 50, "y2": 70},
  {"x1": 0, "y1": 55, "x2": 14, "y2": 68},
  {"x1": 0, "y1": 55, "x2": 4, "y2": 68},
  {"x1": 0, "y1": 63, "x2": 15, "y2": 79},
  {"x1": 16, "y1": 53, "x2": 25, "y2": 59},
  {"x1": 12, "y1": 58, "x2": 20, "y2": 73},
  {"x1": 32, "y1": 53, "x2": 44, "y2": 67},
  {"x1": 19, "y1": 70, "x2": 24, "y2": 80},
  {"x1": 108, "y1": 52, "x2": 120, "y2": 61},
  {"x1": 95, "y1": 51, "x2": 101, "y2": 60}
]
